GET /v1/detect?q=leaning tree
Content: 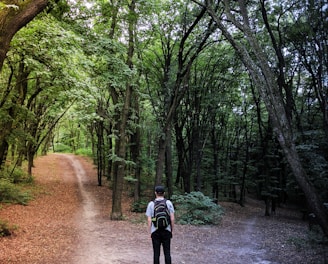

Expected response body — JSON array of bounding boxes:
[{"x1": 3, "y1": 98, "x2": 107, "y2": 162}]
[{"x1": 193, "y1": 0, "x2": 328, "y2": 236}]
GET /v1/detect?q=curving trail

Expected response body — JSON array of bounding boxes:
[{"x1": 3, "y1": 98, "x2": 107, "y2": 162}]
[{"x1": 62, "y1": 154, "x2": 150, "y2": 264}]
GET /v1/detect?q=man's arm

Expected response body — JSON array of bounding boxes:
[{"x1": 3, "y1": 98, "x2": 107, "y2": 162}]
[
  {"x1": 170, "y1": 213, "x2": 175, "y2": 234},
  {"x1": 147, "y1": 216, "x2": 152, "y2": 237}
]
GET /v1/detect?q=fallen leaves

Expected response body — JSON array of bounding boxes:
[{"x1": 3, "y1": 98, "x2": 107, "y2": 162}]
[
  {"x1": 0, "y1": 155, "x2": 80, "y2": 264},
  {"x1": 0, "y1": 154, "x2": 326, "y2": 264}
]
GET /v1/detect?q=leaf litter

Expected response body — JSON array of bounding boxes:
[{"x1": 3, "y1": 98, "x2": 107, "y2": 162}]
[{"x1": 0, "y1": 154, "x2": 327, "y2": 264}]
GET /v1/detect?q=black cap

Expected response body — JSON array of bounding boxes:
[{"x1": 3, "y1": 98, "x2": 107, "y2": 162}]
[{"x1": 155, "y1": 185, "x2": 165, "y2": 193}]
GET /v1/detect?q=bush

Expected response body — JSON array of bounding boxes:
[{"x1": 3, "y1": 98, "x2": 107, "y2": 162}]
[
  {"x1": 171, "y1": 191, "x2": 224, "y2": 225},
  {"x1": 0, "y1": 180, "x2": 32, "y2": 205},
  {"x1": 0, "y1": 220, "x2": 17, "y2": 237},
  {"x1": 131, "y1": 199, "x2": 148, "y2": 213},
  {"x1": 53, "y1": 143, "x2": 71, "y2": 153},
  {"x1": 1, "y1": 165, "x2": 33, "y2": 184},
  {"x1": 10, "y1": 166, "x2": 33, "y2": 184},
  {"x1": 75, "y1": 148, "x2": 93, "y2": 157}
]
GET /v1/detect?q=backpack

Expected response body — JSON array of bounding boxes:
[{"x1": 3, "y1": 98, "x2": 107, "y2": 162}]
[{"x1": 152, "y1": 199, "x2": 171, "y2": 229}]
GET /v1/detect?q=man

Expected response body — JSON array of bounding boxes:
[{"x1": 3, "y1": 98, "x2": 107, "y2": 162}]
[{"x1": 146, "y1": 186, "x2": 175, "y2": 264}]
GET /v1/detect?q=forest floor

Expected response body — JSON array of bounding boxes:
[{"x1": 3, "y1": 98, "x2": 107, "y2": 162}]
[{"x1": 0, "y1": 153, "x2": 327, "y2": 264}]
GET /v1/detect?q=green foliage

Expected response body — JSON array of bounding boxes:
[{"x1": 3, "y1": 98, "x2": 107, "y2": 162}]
[
  {"x1": 0, "y1": 180, "x2": 32, "y2": 205},
  {"x1": 287, "y1": 228, "x2": 328, "y2": 250},
  {"x1": 295, "y1": 135, "x2": 328, "y2": 201},
  {"x1": 54, "y1": 143, "x2": 71, "y2": 153},
  {"x1": 75, "y1": 148, "x2": 93, "y2": 158},
  {"x1": 131, "y1": 199, "x2": 149, "y2": 213},
  {"x1": 1, "y1": 0, "x2": 327, "y2": 225},
  {"x1": 1, "y1": 165, "x2": 33, "y2": 184},
  {"x1": 124, "y1": 176, "x2": 138, "y2": 183},
  {"x1": 0, "y1": 220, "x2": 17, "y2": 237},
  {"x1": 307, "y1": 228, "x2": 328, "y2": 245},
  {"x1": 171, "y1": 192, "x2": 224, "y2": 225},
  {"x1": 287, "y1": 236, "x2": 308, "y2": 249}
]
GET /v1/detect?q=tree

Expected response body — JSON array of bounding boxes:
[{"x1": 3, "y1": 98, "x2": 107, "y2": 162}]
[
  {"x1": 61, "y1": 0, "x2": 143, "y2": 218},
  {"x1": 173, "y1": 44, "x2": 243, "y2": 193},
  {"x1": 0, "y1": 1, "x2": 67, "y2": 170},
  {"x1": 193, "y1": 0, "x2": 328, "y2": 235},
  {"x1": 141, "y1": 1, "x2": 216, "y2": 193},
  {"x1": 111, "y1": 0, "x2": 137, "y2": 220},
  {"x1": 0, "y1": 0, "x2": 49, "y2": 71},
  {"x1": 285, "y1": 0, "x2": 328, "y2": 137},
  {"x1": 1, "y1": 13, "x2": 89, "y2": 174}
]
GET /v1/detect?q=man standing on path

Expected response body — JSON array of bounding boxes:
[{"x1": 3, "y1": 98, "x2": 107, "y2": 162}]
[{"x1": 146, "y1": 186, "x2": 175, "y2": 264}]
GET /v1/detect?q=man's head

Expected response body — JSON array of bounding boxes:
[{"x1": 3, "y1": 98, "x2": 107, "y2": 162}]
[{"x1": 155, "y1": 185, "x2": 165, "y2": 196}]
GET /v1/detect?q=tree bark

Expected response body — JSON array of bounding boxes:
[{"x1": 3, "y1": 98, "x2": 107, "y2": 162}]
[
  {"x1": 165, "y1": 132, "x2": 173, "y2": 198},
  {"x1": 130, "y1": 93, "x2": 141, "y2": 202},
  {"x1": 155, "y1": 133, "x2": 168, "y2": 186},
  {"x1": 96, "y1": 120, "x2": 104, "y2": 186},
  {"x1": 0, "y1": 0, "x2": 48, "y2": 71},
  {"x1": 111, "y1": 83, "x2": 132, "y2": 220}
]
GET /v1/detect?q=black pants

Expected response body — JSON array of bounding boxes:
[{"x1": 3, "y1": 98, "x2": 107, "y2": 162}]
[{"x1": 151, "y1": 229, "x2": 172, "y2": 264}]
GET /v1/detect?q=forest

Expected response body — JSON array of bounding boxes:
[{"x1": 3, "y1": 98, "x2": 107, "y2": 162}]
[{"x1": 0, "y1": 0, "x2": 327, "y2": 237}]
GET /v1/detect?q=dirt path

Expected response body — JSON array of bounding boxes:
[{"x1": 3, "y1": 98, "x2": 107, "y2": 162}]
[
  {"x1": 1, "y1": 154, "x2": 326, "y2": 263},
  {"x1": 64, "y1": 154, "x2": 129, "y2": 263},
  {"x1": 62, "y1": 154, "x2": 280, "y2": 264},
  {"x1": 62, "y1": 154, "x2": 273, "y2": 264}
]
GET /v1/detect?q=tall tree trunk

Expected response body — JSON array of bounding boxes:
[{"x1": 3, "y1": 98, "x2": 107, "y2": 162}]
[
  {"x1": 211, "y1": 124, "x2": 219, "y2": 201},
  {"x1": 111, "y1": 0, "x2": 136, "y2": 220},
  {"x1": 165, "y1": 132, "x2": 173, "y2": 198},
  {"x1": 27, "y1": 147, "x2": 35, "y2": 176},
  {"x1": 174, "y1": 123, "x2": 184, "y2": 187},
  {"x1": 0, "y1": 141, "x2": 9, "y2": 170},
  {"x1": 96, "y1": 121, "x2": 104, "y2": 186},
  {"x1": 111, "y1": 83, "x2": 132, "y2": 220},
  {"x1": 193, "y1": 128, "x2": 205, "y2": 192},
  {"x1": 155, "y1": 132, "x2": 168, "y2": 186},
  {"x1": 239, "y1": 141, "x2": 249, "y2": 207},
  {"x1": 106, "y1": 125, "x2": 113, "y2": 180},
  {"x1": 130, "y1": 103, "x2": 141, "y2": 203},
  {"x1": 174, "y1": 120, "x2": 191, "y2": 192}
]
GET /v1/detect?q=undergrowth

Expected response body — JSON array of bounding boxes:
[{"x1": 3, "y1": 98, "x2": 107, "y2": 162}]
[
  {"x1": 0, "y1": 219, "x2": 18, "y2": 237},
  {"x1": 0, "y1": 180, "x2": 32, "y2": 205},
  {"x1": 0, "y1": 165, "x2": 34, "y2": 205},
  {"x1": 171, "y1": 191, "x2": 224, "y2": 225},
  {"x1": 288, "y1": 226, "x2": 328, "y2": 250}
]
